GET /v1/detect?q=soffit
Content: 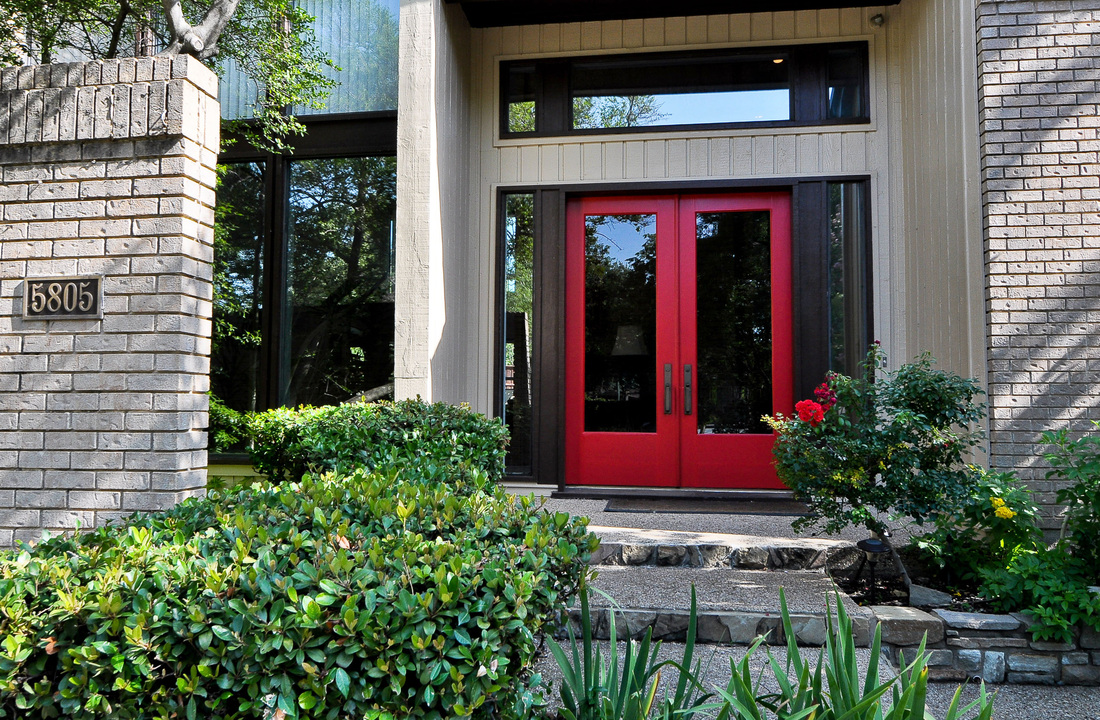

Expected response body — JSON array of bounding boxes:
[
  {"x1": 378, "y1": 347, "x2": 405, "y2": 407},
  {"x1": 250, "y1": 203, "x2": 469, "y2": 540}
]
[{"x1": 447, "y1": 0, "x2": 900, "y2": 29}]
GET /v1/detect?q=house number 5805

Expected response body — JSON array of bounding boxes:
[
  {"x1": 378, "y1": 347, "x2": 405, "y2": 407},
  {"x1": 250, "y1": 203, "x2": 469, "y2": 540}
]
[{"x1": 24, "y1": 277, "x2": 102, "y2": 319}]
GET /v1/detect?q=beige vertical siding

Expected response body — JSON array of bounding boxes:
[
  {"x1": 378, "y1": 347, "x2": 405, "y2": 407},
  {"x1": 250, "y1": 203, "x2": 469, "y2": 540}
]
[{"x1": 886, "y1": 0, "x2": 987, "y2": 384}]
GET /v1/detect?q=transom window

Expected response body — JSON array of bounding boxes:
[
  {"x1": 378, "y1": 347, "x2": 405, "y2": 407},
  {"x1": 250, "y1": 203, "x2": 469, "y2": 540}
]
[{"x1": 502, "y1": 42, "x2": 868, "y2": 138}]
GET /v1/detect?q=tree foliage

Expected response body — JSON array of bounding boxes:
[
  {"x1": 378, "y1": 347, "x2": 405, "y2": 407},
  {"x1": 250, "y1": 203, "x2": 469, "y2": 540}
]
[{"x1": 0, "y1": 0, "x2": 336, "y2": 151}]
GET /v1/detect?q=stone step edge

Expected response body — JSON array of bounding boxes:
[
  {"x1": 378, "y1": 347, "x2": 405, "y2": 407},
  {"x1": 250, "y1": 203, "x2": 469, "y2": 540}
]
[
  {"x1": 565, "y1": 606, "x2": 874, "y2": 648},
  {"x1": 590, "y1": 537, "x2": 857, "y2": 571}
]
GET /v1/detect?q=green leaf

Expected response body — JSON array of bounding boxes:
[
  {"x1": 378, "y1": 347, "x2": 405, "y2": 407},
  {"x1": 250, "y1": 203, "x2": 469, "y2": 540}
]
[{"x1": 334, "y1": 667, "x2": 351, "y2": 698}]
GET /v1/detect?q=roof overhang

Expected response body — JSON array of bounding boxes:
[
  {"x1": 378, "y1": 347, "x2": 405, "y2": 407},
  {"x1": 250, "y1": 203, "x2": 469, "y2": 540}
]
[{"x1": 446, "y1": 0, "x2": 900, "y2": 29}]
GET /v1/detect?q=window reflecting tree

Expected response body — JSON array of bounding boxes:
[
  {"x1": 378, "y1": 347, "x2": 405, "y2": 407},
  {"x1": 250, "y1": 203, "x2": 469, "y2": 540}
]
[{"x1": 284, "y1": 156, "x2": 397, "y2": 407}]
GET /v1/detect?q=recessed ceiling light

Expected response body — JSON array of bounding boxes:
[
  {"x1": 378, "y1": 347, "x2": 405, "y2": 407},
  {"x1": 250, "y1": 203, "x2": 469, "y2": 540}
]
[{"x1": 773, "y1": 58, "x2": 784, "y2": 64}]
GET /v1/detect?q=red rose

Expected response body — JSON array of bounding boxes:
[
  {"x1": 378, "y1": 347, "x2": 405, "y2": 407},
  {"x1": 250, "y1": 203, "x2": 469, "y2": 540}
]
[
  {"x1": 795, "y1": 399, "x2": 825, "y2": 426},
  {"x1": 813, "y1": 382, "x2": 836, "y2": 411}
]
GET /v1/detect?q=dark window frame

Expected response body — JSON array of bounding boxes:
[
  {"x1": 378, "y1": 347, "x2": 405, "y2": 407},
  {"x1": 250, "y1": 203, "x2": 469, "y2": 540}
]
[
  {"x1": 495, "y1": 176, "x2": 872, "y2": 485},
  {"x1": 500, "y1": 42, "x2": 869, "y2": 139},
  {"x1": 211, "y1": 112, "x2": 398, "y2": 462}
]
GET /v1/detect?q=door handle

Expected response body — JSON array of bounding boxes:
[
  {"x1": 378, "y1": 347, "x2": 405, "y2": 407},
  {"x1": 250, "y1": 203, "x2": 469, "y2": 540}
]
[
  {"x1": 664, "y1": 364, "x2": 672, "y2": 414},
  {"x1": 684, "y1": 364, "x2": 692, "y2": 415}
]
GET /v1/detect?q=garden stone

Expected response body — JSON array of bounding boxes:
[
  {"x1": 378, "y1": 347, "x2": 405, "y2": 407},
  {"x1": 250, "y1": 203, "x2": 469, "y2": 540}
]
[
  {"x1": 716, "y1": 613, "x2": 773, "y2": 644},
  {"x1": 1062, "y1": 652, "x2": 1090, "y2": 666},
  {"x1": 926, "y1": 649, "x2": 954, "y2": 666},
  {"x1": 1030, "y1": 640, "x2": 1076, "y2": 652},
  {"x1": 695, "y1": 614, "x2": 731, "y2": 643},
  {"x1": 908, "y1": 584, "x2": 953, "y2": 609},
  {"x1": 611, "y1": 610, "x2": 657, "y2": 639},
  {"x1": 1062, "y1": 664, "x2": 1100, "y2": 685},
  {"x1": 733, "y1": 546, "x2": 769, "y2": 569},
  {"x1": 589, "y1": 543, "x2": 621, "y2": 565},
  {"x1": 948, "y1": 636, "x2": 1028, "y2": 649},
  {"x1": 927, "y1": 667, "x2": 969, "y2": 682},
  {"x1": 957, "y1": 649, "x2": 982, "y2": 672},
  {"x1": 621, "y1": 545, "x2": 653, "y2": 565},
  {"x1": 1006, "y1": 654, "x2": 1059, "y2": 673},
  {"x1": 656, "y1": 545, "x2": 687, "y2": 566},
  {"x1": 769, "y1": 546, "x2": 818, "y2": 570},
  {"x1": 694, "y1": 544, "x2": 732, "y2": 568},
  {"x1": 652, "y1": 612, "x2": 690, "y2": 640},
  {"x1": 785, "y1": 614, "x2": 827, "y2": 646},
  {"x1": 1007, "y1": 672, "x2": 1056, "y2": 685},
  {"x1": 1093, "y1": 651, "x2": 1100, "y2": 665},
  {"x1": 1080, "y1": 625, "x2": 1100, "y2": 649},
  {"x1": 933, "y1": 609, "x2": 1020, "y2": 631},
  {"x1": 873, "y1": 606, "x2": 945, "y2": 645},
  {"x1": 983, "y1": 652, "x2": 1006, "y2": 682}
]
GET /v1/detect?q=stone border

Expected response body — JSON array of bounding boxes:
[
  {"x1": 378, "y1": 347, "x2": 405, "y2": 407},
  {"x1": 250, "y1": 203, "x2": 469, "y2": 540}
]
[{"x1": 874, "y1": 607, "x2": 1100, "y2": 685}]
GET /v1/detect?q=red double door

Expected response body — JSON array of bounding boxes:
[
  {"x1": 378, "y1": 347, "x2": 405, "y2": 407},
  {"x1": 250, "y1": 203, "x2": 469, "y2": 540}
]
[{"x1": 565, "y1": 193, "x2": 793, "y2": 489}]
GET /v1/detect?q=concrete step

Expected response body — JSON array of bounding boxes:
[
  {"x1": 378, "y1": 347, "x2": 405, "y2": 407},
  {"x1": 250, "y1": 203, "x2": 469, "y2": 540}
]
[
  {"x1": 589, "y1": 525, "x2": 856, "y2": 571},
  {"x1": 577, "y1": 566, "x2": 875, "y2": 647}
]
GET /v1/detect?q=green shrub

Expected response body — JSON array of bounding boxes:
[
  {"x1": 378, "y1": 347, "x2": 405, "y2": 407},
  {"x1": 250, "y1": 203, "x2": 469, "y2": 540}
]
[
  {"x1": 913, "y1": 468, "x2": 1042, "y2": 585},
  {"x1": 248, "y1": 399, "x2": 509, "y2": 483},
  {"x1": 764, "y1": 345, "x2": 986, "y2": 535},
  {"x1": 979, "y1": 546, "x2": 1100, "y2": 644},
  {"x1": 0, "y1": 469, "x2": 597, "y2": 720},
  {"x1": 1044, "y1": 423, "x2": 1100, "y2": 572},
  {"x1": 209, "y1": 394, "x2": 252, "y2": 454}
]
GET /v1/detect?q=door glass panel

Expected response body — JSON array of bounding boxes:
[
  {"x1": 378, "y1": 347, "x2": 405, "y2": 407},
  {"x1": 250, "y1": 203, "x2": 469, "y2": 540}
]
[
  {"x1": 503, "y1": 194, "x2": 535, "y2": 473},
  {"x1": 696, "y1": 211, "x2": 772, "y2": 434},
  {"x1": 584, "y1": 214, "x2": 657, "y2": 433}
]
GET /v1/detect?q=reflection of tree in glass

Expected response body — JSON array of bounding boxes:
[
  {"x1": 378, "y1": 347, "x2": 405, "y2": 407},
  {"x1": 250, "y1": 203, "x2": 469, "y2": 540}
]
[
  {"x1": 504, "y1": 194, "x2": 535, "y2": 469},
  {"x1": 828, "y1": 183, "x2": 847, "y2": 372},
  {"x1": 573, "y1": 95, "x2": 667, "y2": 129},
  {"x1": 584, "y1": 215, "x2": 658, "y2": 433},
  {"x1": 695, "y1": 212, "x2": 772, "y2": 434},
  {"x1": 286, "y1": 156, "x2": 397, "y2": 406},
  {"x1": 212, "y1": 162, "x2": 265, "y2": 415}
]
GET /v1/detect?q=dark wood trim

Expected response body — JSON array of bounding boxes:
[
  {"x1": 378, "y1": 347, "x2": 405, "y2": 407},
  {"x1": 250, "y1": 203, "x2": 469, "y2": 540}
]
[
  {"x1": 449, "y1": 0, "x2": 898, "y2": 29},
  {"x1": 536, "y1": 189, "x2": 567, "y2": 489},
  {"x1": 220, "y1": 112, "x2": 398, "y2": 161},
  {"x1": 500, "y1": 42, "x2": 869, "y2": 140},
  {"x1": 552, "y1": 487, "x2": 796, "y2": 501}
]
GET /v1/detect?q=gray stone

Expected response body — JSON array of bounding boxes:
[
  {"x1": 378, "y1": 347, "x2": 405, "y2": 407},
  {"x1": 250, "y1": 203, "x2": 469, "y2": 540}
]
[
  {"x1": 1006, "y1": 672, "x2": 1057, "y2": 685},
  {"x1": 786, "y1": 615, "x2": 827, "y2": 646},
  {"x1": 908, "y1": 584, "x2": 953, "y2": 609},
  {"x1": 983, "y1": 652, "x2": 1006, "y2": 683},
  {"x1": 589, "y1": 543, "x2": 621, "y2": 565},
  {"x1": 693, "y1": 545, "x2": 732, "y2": 568},
  {"x1": 1062, "y1": 664, "x2": 1100, "y2": 686},
  {"x1": 926, "y1": 649, "x2": 954, "y2": 666},
  {"x1": 733, "y1": 546, "x2": 769, "y2": 570},
  {"x1": 1006, "y1": 654, "x2": 1059, "y2": 674},
  {"x1": 1030, "y1": 640, "x2": 1076, "y2": 652},
  {"x1": 873, "y1": 606, "x2": 945, "y2": 646},
  {"x1": 947, "y1": 636, "x2": 1029, "y2": 649},
  {"x1": 768, "y1": 546, "x2": 819, "y2": 570},
  {"x1": 1093, "y1": 651, "x2": 1100, "y2": 666},
  {"x1": 1080, "y1": 625, "x2": 1100, "y2": 650},
  {"x1": 933, "y1": 609, "x2": 1021, "y2": 632},
  {"x1": 656, "y1": 545, "x2": 687, "y2": 566},
  {"x1": 620, "y1": 545, "x2": 653, "y2": 565},
  {"x1": 927, "y1": 667, "x2": 969, "y2": 682},
  {"x1": 611, "y1": 610, "x2": 657, "y2": 639},
  {"x1": 695, "y1": 614, "x2": 731, "y2": 643},
  {"x1": 652, "y1": 613, "x2": 690, "y2": 640},
  {"x1": 714, "y1": 613, "x2": 774, "y2": 644},
  {"x1": 1062, "y1": 652, "x2": 1090, "y2": 666},
  {"x1": 957, "y1": 649, "x2": 982, "y2": 672}
]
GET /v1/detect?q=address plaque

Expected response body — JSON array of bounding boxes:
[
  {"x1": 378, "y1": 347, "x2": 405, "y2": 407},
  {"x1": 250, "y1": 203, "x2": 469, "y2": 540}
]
[{"x1": 23, "y1": 277, "x2": 103, "y2": 319}]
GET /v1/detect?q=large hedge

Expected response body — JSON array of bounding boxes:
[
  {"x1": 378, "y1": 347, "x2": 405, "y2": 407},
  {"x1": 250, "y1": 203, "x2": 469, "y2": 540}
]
[
  {"x1": 0, "y1": 469, "x2": 596, "y2": 719},
  {"x1": 247, "y1": 399, "x2": 509, "y2": 482}
]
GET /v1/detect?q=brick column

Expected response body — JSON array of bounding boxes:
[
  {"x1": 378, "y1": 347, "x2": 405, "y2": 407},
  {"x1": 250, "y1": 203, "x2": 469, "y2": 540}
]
[
  {"x1": 976, "y1": 1, "x2": 1100, "y2": 523},
  {"x1": 0, "y1": 57, "x2": 218, "y2": 545}
]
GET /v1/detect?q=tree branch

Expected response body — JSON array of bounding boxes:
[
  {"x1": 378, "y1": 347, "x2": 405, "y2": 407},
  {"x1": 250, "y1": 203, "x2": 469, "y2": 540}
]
[
  {"x1": 159, "y1": 0, "x2": 205, "y2": 56},
  {"x1": 105, "y1": 1, "x2": 131, "y2": 59}
]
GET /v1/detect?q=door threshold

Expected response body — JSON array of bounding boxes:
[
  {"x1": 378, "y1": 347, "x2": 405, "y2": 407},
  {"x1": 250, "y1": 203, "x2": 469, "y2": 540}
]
[{"x1": 552, "y1": 486, "x2": 795, "y2": 502}]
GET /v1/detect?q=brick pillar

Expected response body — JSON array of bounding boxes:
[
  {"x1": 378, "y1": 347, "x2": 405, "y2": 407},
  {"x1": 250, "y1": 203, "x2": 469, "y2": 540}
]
[
  {"x1": 976, "y1": 1, "x2": 1100, "y2": 524},
  {"x1": 0, "y1": 57, "x2": 218, "y2": 545}
]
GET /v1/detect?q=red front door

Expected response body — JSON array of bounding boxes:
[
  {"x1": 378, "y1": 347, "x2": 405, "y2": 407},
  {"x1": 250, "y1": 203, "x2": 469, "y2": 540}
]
[{"x1": 564, "y1": 193, "x2": 793, "y2": 489}]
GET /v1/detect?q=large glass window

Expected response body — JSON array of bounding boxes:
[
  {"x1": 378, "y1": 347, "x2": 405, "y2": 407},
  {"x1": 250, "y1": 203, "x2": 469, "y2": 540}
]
[
  {"x1": 283, "y1": 157, "x2": 397, "y2": 406},
  {"x1": 502, "y1": 42, "x2": 868, "y2": 137},
  {"x1": 212, "y1": 163, "x2": 265, "y2": 416},
  {"x1": 828, "y1": 182, "x2": 870, "y2": 375},
  {"x1": 502, "y1": 195, "x2": 535, "y2": 473}
]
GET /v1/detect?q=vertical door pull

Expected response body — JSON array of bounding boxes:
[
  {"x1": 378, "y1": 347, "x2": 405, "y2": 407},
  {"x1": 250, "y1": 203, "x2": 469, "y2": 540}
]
[
  {"x1": 684, "y1": 364, "x2": 693, "y2": 415},
  {"x1": 664, "y1": 364, "x2": 673, "y2": 414}
]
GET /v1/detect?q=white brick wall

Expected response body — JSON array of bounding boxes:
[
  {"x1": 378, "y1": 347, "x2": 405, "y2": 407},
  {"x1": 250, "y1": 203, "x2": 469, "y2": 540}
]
[
  {"x1": 0, "y1": 57, "x2": 218, "y2": 545},
  {"x1": 977, "y1": 0, "x2": 1100, "y2": 522}
]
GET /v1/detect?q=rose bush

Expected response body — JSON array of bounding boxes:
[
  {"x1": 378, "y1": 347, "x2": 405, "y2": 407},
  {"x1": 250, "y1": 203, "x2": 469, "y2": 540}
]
[{"x1": 764, "y1": 344, "x2": 986, "y2": 536}]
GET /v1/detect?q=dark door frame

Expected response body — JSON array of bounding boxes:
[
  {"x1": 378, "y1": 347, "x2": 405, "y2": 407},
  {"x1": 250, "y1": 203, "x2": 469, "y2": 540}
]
[{"x1": 496, "y1": 174, "x2": 873, "y2": 495}]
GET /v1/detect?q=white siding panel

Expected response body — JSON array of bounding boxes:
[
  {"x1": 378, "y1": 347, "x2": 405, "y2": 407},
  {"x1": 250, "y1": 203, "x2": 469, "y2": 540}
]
[
  {"x1": 623, "y1": 19, "x2": 645, "y2": 48},
  {"x1": 686, "y1": 16, "x2": 708, "y2": 44},
  {"x1": 539, "y1": 24, "x2": 560, "y2": 53},
  {"x1": 709, "y1": 138, "x2": 731, "y2": 176},
  {"x1": 604, "y1": 141, "x2": 625, "y2": 180},
  {"x1": 666, "y1": 17, "x2": 687, "y2": 46},
  {"x1": 751, "y1": 13, "x2": 773, "y2": 41},
  {"x1": 561, "y1": 23, "x2": 581, "y2": 52},
  {"x1": 818, "y1": 9, "x2": 840, "y2": 38},
  {"x1": 730, "y1": 16, "x2": 751, "y2": 43},
  {"x1": 795, "y1": 11, "x2": 818, "y2": 39},
  {"x1": 820, "y1": 133, "x2": 842, "y2": 174},
  {"x1": 753, "y1": 135, "x2": 776, "y2": 175},
  {"x1": 645, "y1": 141, "x2": 667, "y2": 178},
  {"x1": 562, "y1": 144, "x2": 582, "y2": 181},
  {"x1": 582, "y1": 143, "x2": 602, "y2": 180},
  {"x1": 581, "y1": 21, "x2": 601, "y2": 50},
  {"x1": 797, "y1": 134, "x2": 820, "y2": 174},
  {"x1": 707, "y1": 15, "x2": 729, "y2": 44},
  {"x1": 839, "y1": 8, "x2": 864, "y2": 36},
  {"x1": 773, "y1": 12, "x2": 795, "y2": 40},
  {"x1": 644, "y1": 18, "x2": 664, "y2": 46},
  {"x1": 668, "y1": 139, "x2": 689, "y2": 178},
  {"x1": 501, "y1": 25, "x2": 520, "y2": 55},
  {"x1": 603, "y1": 20, "x2": 623, "y2": 49},
  {"x1": 625, "y1": 141, "x2": 645, "y2": 178},
  {"x1": 539, "y1": 145, "x2": 561, "y2": 183},
  {"x1": 776, "y1": 135, "x2": 798, "y2": 176},
  {"x1": 732, "y1": 136, "x2": 753, "y2": 176},
  {"x1": 519, "y1": 145, "x2": 540, "y2": 183},
  {"x1": 499, "y1": 146, "x2": 520, "y2": 183},
  {"x1": 521, "y1": 24, "x2": 540, "y2": 54}
]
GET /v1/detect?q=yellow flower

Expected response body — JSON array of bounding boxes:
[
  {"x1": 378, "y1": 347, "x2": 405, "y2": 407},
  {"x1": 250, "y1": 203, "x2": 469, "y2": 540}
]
[
  {"x1": 990, "y1": 497, "x2": 1005, "y2": 508},
  {"x1": 994, "y1": 506, "x2": 1016, "y2": 520}
]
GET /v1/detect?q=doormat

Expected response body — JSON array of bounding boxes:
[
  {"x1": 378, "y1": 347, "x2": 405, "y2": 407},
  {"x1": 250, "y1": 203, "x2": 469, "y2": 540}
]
[{"x1": 603, "y1": 497, "x2": 809, "y2": 516}]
